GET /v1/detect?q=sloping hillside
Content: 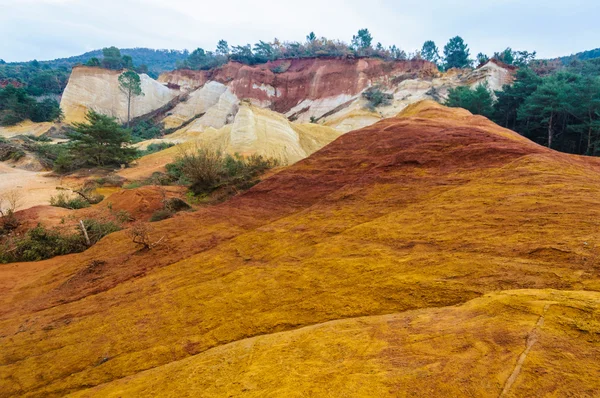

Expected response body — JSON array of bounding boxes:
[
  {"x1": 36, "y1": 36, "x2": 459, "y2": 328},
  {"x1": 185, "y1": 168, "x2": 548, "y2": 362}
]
[{"x1": 2, "y1": 101, "x2": 600, "y2": 397}]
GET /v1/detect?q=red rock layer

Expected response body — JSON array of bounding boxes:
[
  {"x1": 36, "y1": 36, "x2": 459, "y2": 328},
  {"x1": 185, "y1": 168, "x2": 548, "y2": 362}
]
[{"x1": 159, "y1": 58, "x2": 439, "y2": 112}]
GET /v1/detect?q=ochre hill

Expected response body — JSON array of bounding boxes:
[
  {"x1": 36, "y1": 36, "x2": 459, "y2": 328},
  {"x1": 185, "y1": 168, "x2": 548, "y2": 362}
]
[{"x1": 2, "y1": 101, "x2": 600, "y2": 397}]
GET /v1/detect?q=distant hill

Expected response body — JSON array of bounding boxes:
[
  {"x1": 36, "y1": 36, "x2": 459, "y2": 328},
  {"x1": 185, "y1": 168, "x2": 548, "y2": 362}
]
[
  {"x1": 9, "y1": 48, "x2": 189, "y2": 78},
  {"x1": 559, "y1": 48, "x2": 600, "y2": 64}
]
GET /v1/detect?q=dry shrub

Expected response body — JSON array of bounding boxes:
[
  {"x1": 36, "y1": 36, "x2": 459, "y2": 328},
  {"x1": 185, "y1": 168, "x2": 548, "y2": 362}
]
[
  {"x1": 127, "y1": 223, "x2": 152, "y2": 250},
  {"x1": 0, "y1": 190, "x2": 22, "y2": 232},
  {"x1": 167, "y1": 145, "x2": 279, "y2": 195}
]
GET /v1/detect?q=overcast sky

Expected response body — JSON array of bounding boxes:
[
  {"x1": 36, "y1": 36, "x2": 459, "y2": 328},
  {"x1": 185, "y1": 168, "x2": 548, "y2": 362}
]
[{"x1": 1, "y1": 0, "x2": 599, "y2": 62}]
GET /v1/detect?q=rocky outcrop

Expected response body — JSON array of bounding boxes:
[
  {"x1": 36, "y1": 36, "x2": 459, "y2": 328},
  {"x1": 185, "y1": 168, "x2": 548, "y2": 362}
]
[
  {"x1": 137, "y1": 102, "x2": 342, "y2": 166},
  {"x1": 60, "y1": 66, "x2": 180, "y2": 124},
  {"x1": 161, "y1": 81, "x2": 233, "y2": 130},
  {"x1": 158, "y1": 58, "x2": 514, "y2": 134}
]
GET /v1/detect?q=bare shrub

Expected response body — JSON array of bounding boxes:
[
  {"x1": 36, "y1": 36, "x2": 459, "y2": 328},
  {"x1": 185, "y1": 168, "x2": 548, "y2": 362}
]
[{"x1": 0, "y1": 190, "x2": 22, "y2": 232}]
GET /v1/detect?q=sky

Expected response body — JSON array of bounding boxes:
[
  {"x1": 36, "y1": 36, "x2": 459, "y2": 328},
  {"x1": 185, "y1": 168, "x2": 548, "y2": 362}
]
[{"x1": 1, "y1": 0, "x2": 599, "y2": 62}]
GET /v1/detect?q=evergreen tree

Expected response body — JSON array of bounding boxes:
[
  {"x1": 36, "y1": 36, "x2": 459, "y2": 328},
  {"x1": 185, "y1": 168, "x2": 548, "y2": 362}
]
[
  {"x1": 443, "y1": 36, "x2": 472, "y2": 70},
  {"x1": 230, "y1": 45, "x2": 255, "y2": 64},
  {"x1": 86, "y1": 57, "x2": 101, "y2": 67},
  {"x1": 421, "y1": 41, "x2": 440, "y2": 64},
  {"x1": 253, "y1": 41, "x2": 275, "y2": 63},
  {"x1": 476, "y1": 52, "x2": 489, "y2": 66},
  {"x1": 493, "y1": 48, "x2": 515, "y2": 65},
  {"x1": 67, "y1": 111, "x2": 137, "y2": 167},
  {"x1": 102, "y1": 46, "x2": 123, "y2": 70},
  {"x1": 216, "y1": 40, "x2": 230, "y2": 56},
  {"x1": 306, "y1": 32, "x2": 317, "y2": 42},
  {"x1": 118, "y1": 70, "x2": 143, "y2": 128},
  {"x1": 518, "y1": 73, "x2": 575, "y2": 148},
  {"x1": 568, "y1": 76, "x2": 600, "y2": 154},
  {"x1": 493, "y1": 68, "x2": 542, "y2": 130},
  {"x1": 445, "y1": 83, "x2": 494, "y2": 117},
  {"x1": 122, "y1": 55, "x2": 134, "y2": 69},
  {"x1": 351, "y1": 29, "x2": 373, "y2": 54}
]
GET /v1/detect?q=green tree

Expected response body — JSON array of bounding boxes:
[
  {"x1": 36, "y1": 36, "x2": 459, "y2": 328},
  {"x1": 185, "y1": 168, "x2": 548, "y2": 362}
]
[
  {"x1": 476, "y1": 52, "x2": 489, "y2": 66},
  {"x1": 518, "y1": 73, "x2": 574, "y2": 148},
  {"x1": 568, "y1": 75, "x2": 600, "y2": 154},
  {"x1": 306, "y1": 32, "x2": 317, "y2": 42},
  {"x1": 118, "y1": 70, "x2": 143, "y2": 128},
  {"x1": 135, "y1": 64, "x2": 149, "y2": 74},
  {"x1": 389, "y1": 45, "x2": 407, "y2": 60},
  {"x1": 230, "y1": 45, "x2": 255, "y2": 64},
  {"x1": 493, "y1": 48, "x2": 515, "y2": 65},
  {"x1": 351, "y1": 29, "x2": 373, "y2": 54},
  {"x1": 216, "y1": 40, "x2": 230, "y2": 56},
  {"x1": 253, "y1": 41, "x2": 275, "y2": 63},
  {"x1": 102, "y1": 46, "x2": 123, "y2": 70},
  {"x1": 86, "y1": 57, "x2": 101, "y2": 67},
  {"x1": 492, "y1": 68, "x2": 542, "y2": 130},
  {"x1": 445, "y1": 83, "x2": 494, "y2": 117},
  {"x1": 421, "y1": 41, "x2": 440, "y2": 64},
  {"x1": 121, "y1": 55, "x2": 134, "y2": 69},
  {"x1": 31, "y1": 98, "x2": 63, "y2": 123},
  {"x1": 443, "y1": 36, "x2": 472, "y2": 70},
  {"x1": 67, "y1": 111, "x2": 137, "y2": 168},
  {"x1": 514, "y1": 51, "x2": 536, "y2": 67}
]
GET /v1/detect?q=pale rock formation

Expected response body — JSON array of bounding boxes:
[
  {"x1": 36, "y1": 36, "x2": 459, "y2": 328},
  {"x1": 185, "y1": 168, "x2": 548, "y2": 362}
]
[
  {"x1": 60, "y1": 66, "x2": 180, "y2": 124},
  {"x1": 162, "y1": 81, "x2": 229, "y2": 129},
  {"x1": 179, "y1": 88, "x2": 239, "y2": 132},
  {"x1": 137, "y1": 103, "x2": 342, "y2": 165},
  {"x1": 157, "y1": 69, "x2": 207, "y2": 92}
]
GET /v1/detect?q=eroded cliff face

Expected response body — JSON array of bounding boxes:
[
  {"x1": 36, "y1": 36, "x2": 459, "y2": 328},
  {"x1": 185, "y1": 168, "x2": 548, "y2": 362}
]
[
  {"x1": 159, "y1": 58, "x2": 514, "y2": 132},
  {"x1": 60, "y1": 66, "x2": 180, "y2": 124},
  {"x1": 57, "y1": 59, "x2": 515, "y2": 170}
]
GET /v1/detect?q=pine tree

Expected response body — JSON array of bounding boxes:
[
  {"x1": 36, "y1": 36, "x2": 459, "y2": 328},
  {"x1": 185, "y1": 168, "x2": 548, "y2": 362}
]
[
  {"x1": 68, "y1": 111, "x2": 137, "y2": 167},
  {"x1": 118, "y1": 70, "x2": 143, "y2": 128},
  {"x1": 421, "y1": 41, "x2": 440, "y2": 65},
  {"x1": 518, "y1": 73, "x2": 573, "y2": 148},
  {"x1": 443, "y1": 36, "x2": 472, "y2": 70}
]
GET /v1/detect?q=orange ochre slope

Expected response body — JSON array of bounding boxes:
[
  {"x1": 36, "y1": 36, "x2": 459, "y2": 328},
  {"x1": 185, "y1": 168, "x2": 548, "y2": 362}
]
[{"x1": 1, "y1": 101, "x2": 600, "y2": 397}]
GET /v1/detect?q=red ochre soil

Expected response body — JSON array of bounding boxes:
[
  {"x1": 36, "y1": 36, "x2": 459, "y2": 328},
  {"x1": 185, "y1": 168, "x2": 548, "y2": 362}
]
[
  {"x1": 2, "y1": 101, "x2": 600, "y2": 397},
  {"x1": 11, "y1": 186, "x2": 187, "y2": 235},
  {"x1": 160, "y1": 58, "x2": 438, "y2": 113}
]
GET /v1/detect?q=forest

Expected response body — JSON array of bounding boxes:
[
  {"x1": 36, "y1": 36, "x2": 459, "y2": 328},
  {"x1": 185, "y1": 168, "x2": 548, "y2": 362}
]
[{"x1": 445, "y1": 58, "x2": 600, "y2": 155}]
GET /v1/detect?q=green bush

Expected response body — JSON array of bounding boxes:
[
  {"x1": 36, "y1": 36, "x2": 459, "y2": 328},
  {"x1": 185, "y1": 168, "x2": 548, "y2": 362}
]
[
  {"x1": 167, "y1": 148, "x2": 279, "y2": 195},
  {"x1": 149, "y1": 209, "x2": 173, "y2": 222},
  {"x1": 82, "y1": 218, "x2": 121, "y2": 245},
  {"x1": 138, "y1": 142, "x2": 175, "y2": 156},
  {"x1": 1, "y1": 113, "x2": 24, "y2": 126},
  {"x1": 0, "y1": 218, "x2": 122, "y2": 263},
  {"x1": 20, "y1": 140, "x2": 71, "y2": 171},
  {"x1": 50, "y1": 192, "x2": 91, "y2": 209},
  {"x1": 0, "y1": 225, "x2": 86, "y2": 263},
  {"x1": 131, "y1": 120, "x2": 163, "y2": 141},
  {"x1": 362, "y1": 86, "x2": 393, "y2": 111}
]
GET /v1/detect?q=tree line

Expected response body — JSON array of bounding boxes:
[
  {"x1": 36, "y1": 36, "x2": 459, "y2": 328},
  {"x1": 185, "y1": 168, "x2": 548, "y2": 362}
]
[
  {"x1": 0, "y1": 84, "x2": 62, "y2": 126},
  {"x1": 176, "y1": 31, "x2": 514, "y2": 71},
  {"x1": 445, "y1": 58, "x2": 600, "y2": 155}
]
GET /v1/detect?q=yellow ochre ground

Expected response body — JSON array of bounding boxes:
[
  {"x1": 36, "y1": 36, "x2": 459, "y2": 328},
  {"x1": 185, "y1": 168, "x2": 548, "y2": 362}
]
[{"x1": 1, "y1": 101, "x2": 600, "y2": 397}]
